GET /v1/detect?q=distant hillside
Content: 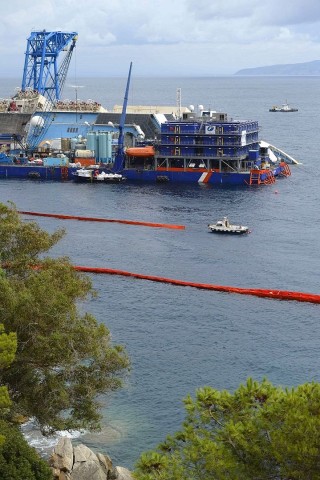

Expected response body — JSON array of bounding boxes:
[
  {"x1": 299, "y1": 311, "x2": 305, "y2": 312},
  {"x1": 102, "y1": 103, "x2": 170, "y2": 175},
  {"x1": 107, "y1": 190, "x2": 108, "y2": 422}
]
[{"x1": 235, "y1": 60, "x2": 320, "y2": 76}]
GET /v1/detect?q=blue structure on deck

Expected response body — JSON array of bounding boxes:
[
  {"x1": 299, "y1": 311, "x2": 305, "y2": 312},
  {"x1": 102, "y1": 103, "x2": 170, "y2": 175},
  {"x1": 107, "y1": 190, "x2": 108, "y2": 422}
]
[
  {"x1": 22, "y1": 30, "x2": 78, "y2": 104},
  {"x1": 112, "y1": 61, "x2": 133, "y2": 173}
]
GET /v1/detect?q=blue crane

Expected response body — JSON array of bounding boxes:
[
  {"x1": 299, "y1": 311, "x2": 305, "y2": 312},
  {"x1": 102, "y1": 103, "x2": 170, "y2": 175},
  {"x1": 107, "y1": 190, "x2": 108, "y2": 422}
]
[
  {"x1": 112, "y1": 62, "x2": 133, "y2": 173},
  {"x1": 23, "y1": 30, "x2": 78, "y2": 151},
  {"x1": 22, "y1": 30, "x2": 78, "y2": 104}
]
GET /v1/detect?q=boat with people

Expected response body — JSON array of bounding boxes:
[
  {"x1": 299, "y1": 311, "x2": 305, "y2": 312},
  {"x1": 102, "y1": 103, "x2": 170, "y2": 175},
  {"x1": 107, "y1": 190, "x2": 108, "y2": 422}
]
[
  {"x1": 269, "y1": 102, "x2": 298, "y2": 112},
  {"x1": 208, "y1": 217, "x2": 249, "y2": 234}
]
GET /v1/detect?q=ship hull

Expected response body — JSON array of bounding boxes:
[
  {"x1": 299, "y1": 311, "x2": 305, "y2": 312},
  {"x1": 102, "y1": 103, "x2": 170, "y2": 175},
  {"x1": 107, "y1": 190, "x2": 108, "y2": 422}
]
[
  {"x1": 0, "y1": 164, "x2": 77, "y2": 181},
  {"x1": 0, "y1": 112, "x2": 32, "y2": 137},
  {"x1": 122, "y1": 166, "x2": 284, "y2": 185},
  {"x1": 0, "y1": 164, "x2": 285, "y2": 185}
]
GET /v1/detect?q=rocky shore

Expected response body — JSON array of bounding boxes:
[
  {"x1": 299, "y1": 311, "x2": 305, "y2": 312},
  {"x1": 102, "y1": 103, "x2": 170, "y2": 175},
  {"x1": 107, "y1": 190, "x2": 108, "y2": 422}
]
[{"x1": 49, "y1": 437, "x2": 133, "y2": 480}]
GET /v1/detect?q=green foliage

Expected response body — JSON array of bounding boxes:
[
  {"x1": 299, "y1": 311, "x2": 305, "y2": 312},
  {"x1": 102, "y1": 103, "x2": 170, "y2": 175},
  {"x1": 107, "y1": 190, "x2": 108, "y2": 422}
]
[
  {"x1": 0, "y1": 202, "x2": 130, "y2": 433},
  {"x1": 0, "y1": 201, "x2": 64, "y2": 273},
  {"x1": 0, "y1": 323, "x2": 17, "y2": 445},
  {"x1": 0, "y1": 324, "x2": 17, "y2": 371},
  {"x1": 134, "y1": 378, "x2": 320, "y2": 480},
  {"x1": 0, "y1": 419, "x2": 53, "y2": 479}
]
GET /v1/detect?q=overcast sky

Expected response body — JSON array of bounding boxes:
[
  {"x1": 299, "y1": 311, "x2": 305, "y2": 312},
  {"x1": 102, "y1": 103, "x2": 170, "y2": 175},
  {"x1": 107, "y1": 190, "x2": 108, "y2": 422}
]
[{"x1": 1, "y1": 0, "x2": 320, "y2": 77}]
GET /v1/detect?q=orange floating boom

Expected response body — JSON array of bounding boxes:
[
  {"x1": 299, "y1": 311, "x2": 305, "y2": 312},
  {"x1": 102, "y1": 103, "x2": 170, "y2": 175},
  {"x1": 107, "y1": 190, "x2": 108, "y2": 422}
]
[
  {"x1": 73, "y1": 266, "x2": 320, "y2": 305},
  {"x1": 18, "y1": 211, "x2": 185, "y2": 230}
]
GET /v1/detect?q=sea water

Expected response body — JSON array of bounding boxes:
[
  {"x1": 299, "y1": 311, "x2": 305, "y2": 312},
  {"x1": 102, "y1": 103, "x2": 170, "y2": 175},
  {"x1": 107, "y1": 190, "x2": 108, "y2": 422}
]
[{"x1": 1, "y1": 76, "x2": 320, "y2": 469}]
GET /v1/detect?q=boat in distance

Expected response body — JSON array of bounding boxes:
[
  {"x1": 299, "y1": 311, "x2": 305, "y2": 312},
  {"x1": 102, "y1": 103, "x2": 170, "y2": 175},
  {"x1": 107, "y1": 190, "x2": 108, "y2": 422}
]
[
  {"x1": 208, "y1": 217, "x2": 249, "y2": 234},
  {"x1": 269, "y1": 102, "x2": 298, "y2": 112}
]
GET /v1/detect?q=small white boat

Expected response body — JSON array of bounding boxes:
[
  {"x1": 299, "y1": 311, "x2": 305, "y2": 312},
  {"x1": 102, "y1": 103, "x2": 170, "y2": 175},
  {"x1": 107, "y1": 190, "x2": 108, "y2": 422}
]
[
  {"x1": 208, "y1": 217, "x2": 249, "y2": 234},
  {"x1": 73, "y1": 168, "x2": 125, "y2": 183},
  {"x1": 269, "y1": 102, "x2": 298, "y2": 112},
  {"x1": 103, "y1": 172, "x2": 125, "y2": 183}
]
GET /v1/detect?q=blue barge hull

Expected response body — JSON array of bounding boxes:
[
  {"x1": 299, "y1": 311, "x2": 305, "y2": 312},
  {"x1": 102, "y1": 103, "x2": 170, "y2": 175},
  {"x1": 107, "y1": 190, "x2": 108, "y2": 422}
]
[
  {"x1": 123, "y1": 166, "x2": 285, "y2": 185},
  {"x1": 0, "y1": 164, "x2": 287, "y2": 185},
  {"x1": 0, "y1": 165, "x2": 78, "y2": 181}
]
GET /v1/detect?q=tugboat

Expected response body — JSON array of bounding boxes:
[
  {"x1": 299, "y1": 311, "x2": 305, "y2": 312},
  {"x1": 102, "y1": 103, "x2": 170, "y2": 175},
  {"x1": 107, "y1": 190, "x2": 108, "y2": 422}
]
[
  {"x1": 269, "y1": 102, "x2": 298, "y2": 112},
  {"x1": 208, "y1": 217, "x2": 249, "y2": 234}
]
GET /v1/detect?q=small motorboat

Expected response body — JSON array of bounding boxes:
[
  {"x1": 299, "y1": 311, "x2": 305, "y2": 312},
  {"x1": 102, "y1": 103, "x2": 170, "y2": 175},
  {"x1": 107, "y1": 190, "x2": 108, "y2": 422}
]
[
  {"x1": 208, "y1": 217, "x2": 249, "y2": 234},
  {"x1": 103, "y1": 172, "x2": 126, "y2": 183},
  {"x1": 269, "y1": 102, "x2": 298, "y2": 112},
  {"x1": 72, "y1": 168, "x2": 99, "y2": 182},
  {"x1": 73, "y1": 168, "x2": 125, "y2": 183}
]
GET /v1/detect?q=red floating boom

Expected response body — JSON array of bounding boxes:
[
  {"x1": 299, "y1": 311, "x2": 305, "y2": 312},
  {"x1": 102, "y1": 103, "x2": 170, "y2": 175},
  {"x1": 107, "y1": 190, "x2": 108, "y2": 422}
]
[
  {"x1": 73, "y1": 266, "x2": 320, "y2": 305},
  {"x1": 18, "y1": 211, "x2": 185, "y2": 230}
]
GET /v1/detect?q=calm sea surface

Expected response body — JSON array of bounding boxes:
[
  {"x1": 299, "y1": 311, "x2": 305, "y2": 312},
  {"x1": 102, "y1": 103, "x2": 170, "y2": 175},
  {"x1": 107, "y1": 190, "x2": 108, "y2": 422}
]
[{"x1": 1, "y1": 76, "x2": 320, "y2": 469}]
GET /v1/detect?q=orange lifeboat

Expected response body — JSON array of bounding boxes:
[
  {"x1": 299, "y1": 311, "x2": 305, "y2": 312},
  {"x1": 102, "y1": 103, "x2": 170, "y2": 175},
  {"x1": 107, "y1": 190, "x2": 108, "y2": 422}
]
[{"x1": 126, "y1": 146, "x2": 155, "y2": 157}]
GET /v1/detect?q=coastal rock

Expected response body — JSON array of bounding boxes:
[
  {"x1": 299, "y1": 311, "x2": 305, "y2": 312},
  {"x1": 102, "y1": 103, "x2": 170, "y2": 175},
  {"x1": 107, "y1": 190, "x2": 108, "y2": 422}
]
[
  {"x1": 114, "y1": 466, "x2": 134, "y2": 480},
  {"x1": 49, "y1": 439, "x2": 133, "y2": 480},
  {"x1": 97, "y1": 452, "x2": 112, "y2": 473},
  {"x1": 70, "y1": 460, "x2": 106, "y2": 480},
  {"x1": 71, "y1": 444, "x2": 105, "y2": 480},
  {"x1": 73, "y1": 444, "x2": 99, "y2": 463},
  {"x1": 57, "y1": 472, "x2": 71, "y2": 480},
  {"x1": 50, "y1": 437, "x2": 73, "y2": 472}
]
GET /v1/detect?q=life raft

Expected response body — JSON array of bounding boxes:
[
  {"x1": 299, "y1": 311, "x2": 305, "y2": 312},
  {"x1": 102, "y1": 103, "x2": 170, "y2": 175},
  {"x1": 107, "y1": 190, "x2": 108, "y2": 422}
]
[{"x1": 126, "y1": 146, "x2": 155, "y2": 157}]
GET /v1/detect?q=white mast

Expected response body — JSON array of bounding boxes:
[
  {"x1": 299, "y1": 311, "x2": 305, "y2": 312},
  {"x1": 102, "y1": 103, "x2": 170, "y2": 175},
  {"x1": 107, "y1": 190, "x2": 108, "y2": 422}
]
[{"x1": 176, "y1": 87, "x2": 181, "y2": 119}]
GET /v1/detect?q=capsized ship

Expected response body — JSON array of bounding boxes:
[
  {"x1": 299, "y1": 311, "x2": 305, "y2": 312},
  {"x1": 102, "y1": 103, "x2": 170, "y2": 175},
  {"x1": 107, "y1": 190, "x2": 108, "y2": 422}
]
[{"x1": 0, "y1": 32, "x2": 297, "y2": 186}]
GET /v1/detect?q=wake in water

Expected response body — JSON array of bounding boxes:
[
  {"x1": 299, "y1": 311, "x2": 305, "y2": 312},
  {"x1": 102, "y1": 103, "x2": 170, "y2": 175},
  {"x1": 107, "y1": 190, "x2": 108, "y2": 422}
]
[{"x1": 21, "y1": 419, "x2": 85, "y2": 457}]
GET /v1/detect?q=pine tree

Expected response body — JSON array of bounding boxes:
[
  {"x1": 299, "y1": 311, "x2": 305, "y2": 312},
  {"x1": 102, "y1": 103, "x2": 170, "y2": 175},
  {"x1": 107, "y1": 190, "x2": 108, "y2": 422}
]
[
  {"x1": 134, "y1": 378, "x2": 320, "y2": 479},
  {"x1": 0, "y1": 202, "x2": 130, "y2": 433}
]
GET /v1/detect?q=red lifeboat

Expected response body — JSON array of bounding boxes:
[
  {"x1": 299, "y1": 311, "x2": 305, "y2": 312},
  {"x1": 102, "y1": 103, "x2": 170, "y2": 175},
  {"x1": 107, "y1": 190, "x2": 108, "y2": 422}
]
[{"x1": 126, "y1": 146, "x2": 155, "y2": 157}]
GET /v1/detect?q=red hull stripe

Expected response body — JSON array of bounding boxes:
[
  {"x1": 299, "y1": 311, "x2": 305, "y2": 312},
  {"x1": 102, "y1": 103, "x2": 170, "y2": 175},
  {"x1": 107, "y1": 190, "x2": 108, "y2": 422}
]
[{"x1": 198, "y1": 171, "x2": 213, "y2": 183}]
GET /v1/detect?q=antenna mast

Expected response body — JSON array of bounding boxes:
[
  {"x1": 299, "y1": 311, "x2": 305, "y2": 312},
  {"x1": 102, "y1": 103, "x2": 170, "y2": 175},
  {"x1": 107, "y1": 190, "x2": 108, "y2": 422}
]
[{"x1": 176, "y1": 87, "x2": 181, "y2": 119}]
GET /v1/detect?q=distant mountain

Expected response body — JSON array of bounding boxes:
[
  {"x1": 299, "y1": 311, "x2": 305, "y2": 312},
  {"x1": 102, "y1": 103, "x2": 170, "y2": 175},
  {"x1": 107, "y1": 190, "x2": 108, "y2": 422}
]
[{"x1": 235, "y1": 60, "x2": 320, "y2": 76}]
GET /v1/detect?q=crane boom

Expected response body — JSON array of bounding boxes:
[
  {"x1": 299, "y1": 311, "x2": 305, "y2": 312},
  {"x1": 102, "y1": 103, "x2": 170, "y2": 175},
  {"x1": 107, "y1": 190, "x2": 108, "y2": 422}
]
[
  {"x1": 22, "y1": 30, "x2": 78, "y2": 104},
  {"x1": 112, "y1": 62, "x2": 133, "y2": 173},
  {"x1": 24, "y1": 30, "x2": 78, "y2": 151}
]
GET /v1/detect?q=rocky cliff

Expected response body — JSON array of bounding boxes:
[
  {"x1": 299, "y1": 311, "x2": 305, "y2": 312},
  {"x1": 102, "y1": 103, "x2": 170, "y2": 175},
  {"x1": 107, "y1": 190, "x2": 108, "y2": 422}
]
[{"x1": 49, "y1": 438, "x2": 133, "y2": 480}]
